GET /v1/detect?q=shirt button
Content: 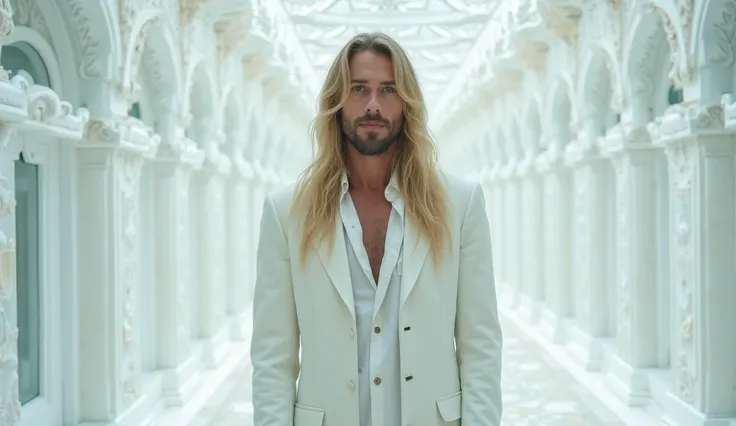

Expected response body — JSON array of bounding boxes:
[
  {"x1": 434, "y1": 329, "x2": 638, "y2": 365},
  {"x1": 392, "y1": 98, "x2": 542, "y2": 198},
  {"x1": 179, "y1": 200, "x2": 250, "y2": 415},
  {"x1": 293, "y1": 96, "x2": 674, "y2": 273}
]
[
  {"x1": 374, "y1": 377, "x2": 382, "y2": 385},
  {"x1": 349, "y1": 328, "x2": 355, "y2": 339},
  {"x1": 348, "y1": 380, "x2": 356, "y2": 391},
  {"x1": 374, "y1": 326, "x2": 381, "y2": 334}
]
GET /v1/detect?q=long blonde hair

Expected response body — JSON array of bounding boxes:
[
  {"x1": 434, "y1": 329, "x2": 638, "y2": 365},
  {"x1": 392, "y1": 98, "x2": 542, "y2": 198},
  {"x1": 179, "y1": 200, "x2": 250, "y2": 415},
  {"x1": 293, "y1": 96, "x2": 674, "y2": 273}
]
[{"x1": 291, "y1": 32, "x2": 450, "y2": 267}]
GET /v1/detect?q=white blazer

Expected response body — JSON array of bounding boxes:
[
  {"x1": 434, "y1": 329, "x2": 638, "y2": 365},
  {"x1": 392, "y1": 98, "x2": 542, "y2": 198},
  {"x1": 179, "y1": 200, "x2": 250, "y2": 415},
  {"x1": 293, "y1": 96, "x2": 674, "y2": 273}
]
[{"x1": 250, "y1": 173, "x2": 503, "y2": 426}]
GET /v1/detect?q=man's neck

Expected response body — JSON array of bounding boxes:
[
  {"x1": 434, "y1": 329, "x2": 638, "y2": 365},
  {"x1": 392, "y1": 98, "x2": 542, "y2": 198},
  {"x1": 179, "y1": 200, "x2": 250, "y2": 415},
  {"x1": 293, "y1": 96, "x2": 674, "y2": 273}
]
[{"x1": 346, "y1": 149, "x2": 395, "y2": 193}]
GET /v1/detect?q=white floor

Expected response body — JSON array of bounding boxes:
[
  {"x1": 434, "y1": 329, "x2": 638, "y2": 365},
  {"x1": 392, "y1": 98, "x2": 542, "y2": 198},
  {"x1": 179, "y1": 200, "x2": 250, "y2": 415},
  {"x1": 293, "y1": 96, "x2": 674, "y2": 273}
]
[{"x1": 168, "y1": 289, "x2": 632, "y2": 426}]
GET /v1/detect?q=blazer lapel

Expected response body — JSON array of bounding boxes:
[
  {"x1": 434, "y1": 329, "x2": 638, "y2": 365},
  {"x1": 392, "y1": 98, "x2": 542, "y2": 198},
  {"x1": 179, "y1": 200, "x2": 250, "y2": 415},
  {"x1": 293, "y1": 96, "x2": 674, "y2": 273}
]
[
  {"x1": 401, "y1": 217, "x2": 430, "y2": 308},
  {"x1": 314, "y1": 218, "x2": 355, "y2": 320}
]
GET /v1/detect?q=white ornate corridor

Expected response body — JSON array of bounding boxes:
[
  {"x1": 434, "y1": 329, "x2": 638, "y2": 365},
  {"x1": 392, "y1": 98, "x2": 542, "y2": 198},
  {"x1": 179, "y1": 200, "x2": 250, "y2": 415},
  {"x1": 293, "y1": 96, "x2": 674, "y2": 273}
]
[{"x1": 0, "y1": 1, "x2": 735, "y2": 426}]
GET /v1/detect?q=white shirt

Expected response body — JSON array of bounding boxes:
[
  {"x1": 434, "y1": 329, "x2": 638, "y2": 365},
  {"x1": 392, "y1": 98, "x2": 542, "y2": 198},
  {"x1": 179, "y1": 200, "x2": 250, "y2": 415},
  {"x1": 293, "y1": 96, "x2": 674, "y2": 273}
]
[{"x1": 339, "y1": 172, "x2": 405, "y2": 426}]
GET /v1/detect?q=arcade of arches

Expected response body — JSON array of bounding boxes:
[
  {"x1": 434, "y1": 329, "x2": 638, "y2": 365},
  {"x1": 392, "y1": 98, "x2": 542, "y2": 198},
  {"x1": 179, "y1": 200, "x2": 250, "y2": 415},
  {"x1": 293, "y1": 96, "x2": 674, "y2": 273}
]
[{"x1": 0, "y1": 0, "x2": 735, "y2": 425}]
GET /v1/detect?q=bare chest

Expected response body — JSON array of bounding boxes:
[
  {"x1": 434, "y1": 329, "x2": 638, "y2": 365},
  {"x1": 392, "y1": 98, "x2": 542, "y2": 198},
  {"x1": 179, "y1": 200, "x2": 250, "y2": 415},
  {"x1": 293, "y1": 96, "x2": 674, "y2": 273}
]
[{"x1": 351, "y1": 195, "x2": 392, "y2": 282}]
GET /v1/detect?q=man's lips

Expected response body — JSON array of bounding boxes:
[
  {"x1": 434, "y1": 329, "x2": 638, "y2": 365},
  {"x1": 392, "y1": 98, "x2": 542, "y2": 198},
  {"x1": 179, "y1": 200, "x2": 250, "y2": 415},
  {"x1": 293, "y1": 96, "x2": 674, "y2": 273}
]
[{"x1": 360, "y1": 122, "x2": 384, "y2": 128}]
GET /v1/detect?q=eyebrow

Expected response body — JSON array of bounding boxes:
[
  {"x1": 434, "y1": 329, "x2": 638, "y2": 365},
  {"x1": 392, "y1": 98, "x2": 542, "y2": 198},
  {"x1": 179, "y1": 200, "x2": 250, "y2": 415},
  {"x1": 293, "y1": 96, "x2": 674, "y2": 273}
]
[{"x1": 351, "y1": 79, "x2": 396, "y2": 85}]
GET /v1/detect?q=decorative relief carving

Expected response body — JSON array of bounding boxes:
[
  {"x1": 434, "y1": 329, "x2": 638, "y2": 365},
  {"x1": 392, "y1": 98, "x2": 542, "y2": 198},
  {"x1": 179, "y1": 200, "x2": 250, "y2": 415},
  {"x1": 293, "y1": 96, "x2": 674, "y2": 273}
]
[
  {"x1": 25, "y1": 84, "x2": 90, "y2": 135},
  {"x1": 542, "y1": 3, "x2": 582, "y2": 43},
  {"x1": 0, "y1": 73, "x2": 30, "y2": 114},
  {"x1": 650, "y1": 103, "x2": 725, "y2": 142},
  {"x1": 65, "y1": 0, "x2": 106, "y2": 78},
  {"x1": 664, "y1": 138, "x2": 696, "y2": 403},
  {"x1": 631, "y1": 25, "x2": 664, "y2": 96},
  {"x1": 704, "y1": 1, "x2": 736, "y2": 65},
  {"x1": 0, "y1": 172, "x2": 19, "y2": 424},
  {"x1": 118, "y1": 152, "x2": 144, "y2": 407},
  {"x1": 721, "y1": 93, "x2": 736, "y2": 127},
  {"x1": 9, "y1": 0, "x2": 51, "y2": 46},
  {"x1": 647, "y1": 0, "x2": 696, "y2": 86},
  {"x1": 83, "y1": 117, "x2": 160, "y2": 158},
  {"x1": 0, "y1": 0, "x2": 12, "y2": 36},
  {"x1": 120, "y1": 18, "x2": 158, "y2": 98}
]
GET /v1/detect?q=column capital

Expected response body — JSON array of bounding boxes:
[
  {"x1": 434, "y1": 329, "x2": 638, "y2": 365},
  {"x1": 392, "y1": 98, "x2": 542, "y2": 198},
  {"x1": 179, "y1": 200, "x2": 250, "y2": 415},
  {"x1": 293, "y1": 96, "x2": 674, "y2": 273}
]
[
  {"x1": 79, "y1": 116, "x2": 160, "y2": 158},
  {"x1": 155, "y1": 136, "x2": 205, "y2": 169}
]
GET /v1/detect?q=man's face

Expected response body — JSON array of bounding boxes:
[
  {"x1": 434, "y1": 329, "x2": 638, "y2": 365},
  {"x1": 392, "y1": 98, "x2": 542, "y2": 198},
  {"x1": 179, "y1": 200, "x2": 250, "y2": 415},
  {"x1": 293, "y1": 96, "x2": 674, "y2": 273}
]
[{"x1": 341, "y1": 50, "x2": 404, "y2": 156}]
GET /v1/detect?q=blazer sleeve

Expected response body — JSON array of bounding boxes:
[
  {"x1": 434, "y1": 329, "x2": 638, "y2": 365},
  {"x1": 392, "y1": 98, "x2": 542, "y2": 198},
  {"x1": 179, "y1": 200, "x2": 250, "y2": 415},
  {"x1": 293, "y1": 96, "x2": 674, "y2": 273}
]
[
  {"x1": 455, "y1": 182, "x2": 503, "y2": 425},
  {"x1": 250, "y1": 194, "x2": 300, "y2": 426}
]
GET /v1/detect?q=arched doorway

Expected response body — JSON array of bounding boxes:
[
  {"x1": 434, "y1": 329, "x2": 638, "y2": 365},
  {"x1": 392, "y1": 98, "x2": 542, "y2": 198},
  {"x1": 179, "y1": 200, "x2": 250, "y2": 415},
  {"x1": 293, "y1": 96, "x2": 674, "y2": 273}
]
[
  {"x1": 1, "y1": 40, "x2": 50, "y2": 407},
  {"x1": 1, "y1": 38, "x2": 64, "y2": 426}
]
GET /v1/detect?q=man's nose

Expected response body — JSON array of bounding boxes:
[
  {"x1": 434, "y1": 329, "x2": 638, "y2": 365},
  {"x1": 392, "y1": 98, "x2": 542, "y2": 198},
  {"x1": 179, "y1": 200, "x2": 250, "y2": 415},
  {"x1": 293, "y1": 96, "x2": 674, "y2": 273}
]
[{"x1": 365, "y1": 95, "x2": 381, "y2": 113}]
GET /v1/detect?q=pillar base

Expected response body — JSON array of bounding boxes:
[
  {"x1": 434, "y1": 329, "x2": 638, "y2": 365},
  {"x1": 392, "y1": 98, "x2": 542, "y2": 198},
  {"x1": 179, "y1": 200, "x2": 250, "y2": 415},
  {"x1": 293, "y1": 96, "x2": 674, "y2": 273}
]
[
  {"x1": 567, "y1": 326, "x2": 605, "y2": 371},
  {"x1": 199, "y1": 326, "x2": 230, "y2": 369},
  {"x1": 606, "y1": 355, "x2": 651, "y2": 407},
  {"x1": 160, "y1": 355, "x2": 200, "y2": 406},
  {"x1": 538, "y1": 309, "x2": 568, "y2": 344}
]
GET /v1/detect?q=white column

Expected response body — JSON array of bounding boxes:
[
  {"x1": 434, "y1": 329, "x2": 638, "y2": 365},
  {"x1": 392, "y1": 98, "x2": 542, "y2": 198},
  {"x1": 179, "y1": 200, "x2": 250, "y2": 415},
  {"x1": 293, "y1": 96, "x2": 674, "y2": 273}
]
[
  {"x1": 488, "y1": 167, "x2": 506, "y2": 288},
  {"x1": 501, "y1": 163, "x2": 522, "y2": 304},
  {"x1": 151, "y1": 137, "x2": 203, "y2": 403},
  {"x1": 603, "y1": 133, "x2": 661, "y2": 405},
  {"x1": 517, "y1": 158, "x2": 544, "y2": 321},
  {"x1": 654, "y1": 103, "x2": 736, "y2": 420},
  {"x1": 227, "y1": 161, "x2": 254, "y2": 339},
  {"x1": 536, "y1": 145, "x2": 572, "y2": 343},
  {"x1": 76, "y1": 118, "x2": 158, "y2": 419},
  {"x1": 565, "y1": 137, "x2": 615, "y2": 371},
  {"x1": 193, "y1": 154, "x2": 231, "y2": 368}
]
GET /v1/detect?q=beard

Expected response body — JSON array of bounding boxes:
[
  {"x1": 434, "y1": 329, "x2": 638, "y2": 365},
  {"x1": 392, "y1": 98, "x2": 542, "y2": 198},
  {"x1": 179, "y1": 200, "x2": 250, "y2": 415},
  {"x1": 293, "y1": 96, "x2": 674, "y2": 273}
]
[{"x1": 341, "y1": 113, "x2": 403, "y2": 156}]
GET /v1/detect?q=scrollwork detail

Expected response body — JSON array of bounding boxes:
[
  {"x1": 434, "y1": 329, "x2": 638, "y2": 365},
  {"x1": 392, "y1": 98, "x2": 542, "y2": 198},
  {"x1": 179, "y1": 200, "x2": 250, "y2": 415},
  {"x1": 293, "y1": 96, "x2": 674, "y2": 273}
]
[
  {"x1": 118, "y1": 152, "x2": 144, "y2": 408},
  {"x1": 665, "y1": 138, "x2": 696, "y2": 403}
]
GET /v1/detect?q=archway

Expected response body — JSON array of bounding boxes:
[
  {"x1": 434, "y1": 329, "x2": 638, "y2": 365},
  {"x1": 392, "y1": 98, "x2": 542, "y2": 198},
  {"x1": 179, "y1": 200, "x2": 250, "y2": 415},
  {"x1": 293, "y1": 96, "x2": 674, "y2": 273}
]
[
  {"x1": 186, "y1": 61, "x2": 218, "y2": 153},
  {"x1": 53, "y1": 0, "x2": 117, "y2": 109},
  {"x1": 545, "y1": 77, "x2": 574, "y2": 149},
  {"x1": 522, "y1": 96, "x2": 543, "y2": 156},
  {"x1": 244, "y1": 112, "x2": 261, "y2": 165},
  {"x1": 624, "y1": 9, "x2": 678, "y2": 122},
  {"x1": 130, "y1": 18, "x2": 183, "y2": 140},
  {"x1": 507, "y1": 116, "x2": 523, "y2": 162},
  {"x1": 694, "y1": 0, "x2": 736, "y2": 102},
  {"x1": 579, "y1": 46, "x2": 620, "y2": 138},
  {"x1": 224, "y1": 91, "x2": 245, "y2": 161}
]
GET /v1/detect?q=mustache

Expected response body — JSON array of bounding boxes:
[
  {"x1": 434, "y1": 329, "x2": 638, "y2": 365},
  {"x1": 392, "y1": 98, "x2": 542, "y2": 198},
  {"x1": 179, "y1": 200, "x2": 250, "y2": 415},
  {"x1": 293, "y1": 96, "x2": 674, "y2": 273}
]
[{"x1": 356, "y1": 115, "x2": 388, "y2": 125}]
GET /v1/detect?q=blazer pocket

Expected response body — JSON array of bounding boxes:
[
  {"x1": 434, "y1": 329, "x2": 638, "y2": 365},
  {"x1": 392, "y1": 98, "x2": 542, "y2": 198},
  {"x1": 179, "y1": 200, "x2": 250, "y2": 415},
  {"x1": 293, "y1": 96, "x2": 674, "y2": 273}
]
[
  {"x1": 435, "y1": 390, "x2": 462, "y2": 422},
  {"x1": 294, "y1": 402, "x2": 325, "y2": 426}
]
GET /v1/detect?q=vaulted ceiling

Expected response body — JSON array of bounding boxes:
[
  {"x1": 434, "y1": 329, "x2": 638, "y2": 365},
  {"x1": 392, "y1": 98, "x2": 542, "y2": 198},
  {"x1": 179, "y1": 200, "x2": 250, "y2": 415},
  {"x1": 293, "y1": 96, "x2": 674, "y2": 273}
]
[{"x1": 278, "y1": 0, "x2": 502, "y2": 108}]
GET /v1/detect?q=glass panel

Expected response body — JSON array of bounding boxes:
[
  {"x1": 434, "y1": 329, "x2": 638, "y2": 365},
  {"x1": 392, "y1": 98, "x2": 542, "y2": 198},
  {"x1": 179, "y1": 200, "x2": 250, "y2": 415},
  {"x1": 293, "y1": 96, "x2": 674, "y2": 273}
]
[
  {"x1": 668, "y1": 85, "x2": 684, "y2": 106},
  {"x1": 0, "y1": 43, "x2": 51, "y2": 88},
  {"x1": 128, "y1": 102, "x2": 142, "y2": 119},
  {"x1": 15, "y1": 157, "x2": 41, "y2": 405}
]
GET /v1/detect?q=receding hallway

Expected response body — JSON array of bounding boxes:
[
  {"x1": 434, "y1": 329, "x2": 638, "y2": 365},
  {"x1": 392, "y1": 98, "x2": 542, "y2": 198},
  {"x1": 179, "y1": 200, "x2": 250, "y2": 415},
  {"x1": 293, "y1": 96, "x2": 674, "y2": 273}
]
[
  {"x1": 2, "y1": 0, "x2": 736, "y2": 425},
  {"x1": 186, "y1": 293, "x2": 628, "y2": 426}
]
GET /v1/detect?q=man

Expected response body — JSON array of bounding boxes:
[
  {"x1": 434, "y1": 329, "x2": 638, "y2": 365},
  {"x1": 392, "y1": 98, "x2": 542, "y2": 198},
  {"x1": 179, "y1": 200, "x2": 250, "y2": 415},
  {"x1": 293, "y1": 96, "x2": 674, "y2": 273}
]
[{"x1": 251, "y1": 32, "x2": 503, "y2": 426}]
